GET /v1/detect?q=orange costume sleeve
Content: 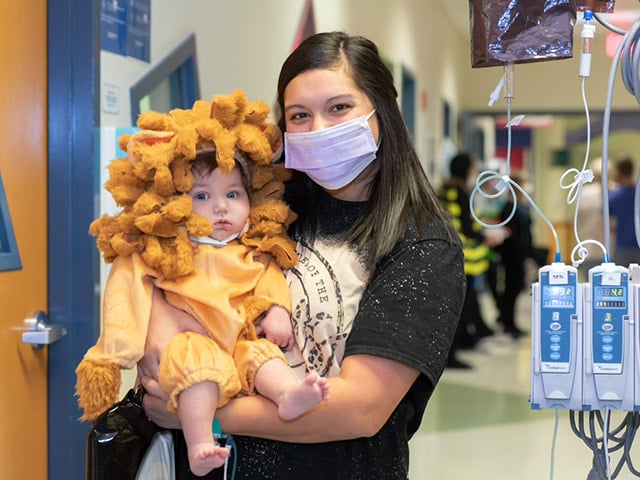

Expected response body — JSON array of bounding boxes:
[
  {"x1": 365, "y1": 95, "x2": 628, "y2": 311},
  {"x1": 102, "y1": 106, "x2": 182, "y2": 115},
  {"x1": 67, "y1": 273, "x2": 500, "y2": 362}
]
[{"x1": 75, "y1": 253, "x2": 159, "y2": 421}]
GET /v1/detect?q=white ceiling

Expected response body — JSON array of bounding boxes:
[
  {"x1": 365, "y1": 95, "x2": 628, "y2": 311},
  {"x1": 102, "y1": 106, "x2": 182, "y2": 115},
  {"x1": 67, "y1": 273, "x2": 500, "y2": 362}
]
[{"x1": 436, "y1": 0, "x2": 640, "y2": 35}]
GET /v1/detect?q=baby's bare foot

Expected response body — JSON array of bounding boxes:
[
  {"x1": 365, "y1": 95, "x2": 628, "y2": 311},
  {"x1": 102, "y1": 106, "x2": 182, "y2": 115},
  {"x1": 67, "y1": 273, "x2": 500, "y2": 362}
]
[
  {"x1": 188, "y1": 442, "x2": 229, "y2": 477},
  {"x1": 279, "y1": 372, "x2": 330, "y2": 420}
]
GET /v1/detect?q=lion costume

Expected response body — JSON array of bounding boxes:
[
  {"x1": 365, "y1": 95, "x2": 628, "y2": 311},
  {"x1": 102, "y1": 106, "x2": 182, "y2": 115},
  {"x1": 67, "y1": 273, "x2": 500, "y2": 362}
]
[{"x1": 75, "y1": 90, "x2": 298, "y2": 421}]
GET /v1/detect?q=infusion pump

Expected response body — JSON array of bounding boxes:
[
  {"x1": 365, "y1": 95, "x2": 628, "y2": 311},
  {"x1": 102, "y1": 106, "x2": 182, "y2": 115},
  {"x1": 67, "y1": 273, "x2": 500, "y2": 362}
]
[
  {"x1": 531, "y1": 263, "x2": 582, "y2": 410},
  {"x1": 531, "y1": 263, "x2": 639, "y2": 411}
]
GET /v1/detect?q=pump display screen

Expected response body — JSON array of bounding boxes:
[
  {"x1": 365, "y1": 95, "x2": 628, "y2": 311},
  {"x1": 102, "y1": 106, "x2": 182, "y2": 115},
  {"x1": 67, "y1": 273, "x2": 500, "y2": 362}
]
[
  {"x1": 594, "y1": 286, "x2": 626, "y2": 308},
  {"x1": 542, "y1": 285, "x2": 575, "y2": 308}
]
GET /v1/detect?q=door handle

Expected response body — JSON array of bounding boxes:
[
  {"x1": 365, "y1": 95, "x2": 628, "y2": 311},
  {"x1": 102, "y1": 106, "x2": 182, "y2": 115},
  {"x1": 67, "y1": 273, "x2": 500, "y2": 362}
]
[{"x1": 22, "y1": 310, "x2": 67, "y2": 349}]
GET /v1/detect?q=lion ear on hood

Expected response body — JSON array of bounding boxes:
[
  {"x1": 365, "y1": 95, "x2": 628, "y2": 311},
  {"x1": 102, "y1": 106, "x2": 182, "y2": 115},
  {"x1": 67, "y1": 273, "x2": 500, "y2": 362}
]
[{"x1": 125, "y1": 130, "x2": 175, "y2": 166}]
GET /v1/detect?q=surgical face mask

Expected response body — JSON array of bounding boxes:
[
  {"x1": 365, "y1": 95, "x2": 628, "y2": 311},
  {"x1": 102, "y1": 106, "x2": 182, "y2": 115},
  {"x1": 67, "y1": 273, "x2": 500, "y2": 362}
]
[{"x1": 284, "y1": 110, "x2": 378, "y2": 190}]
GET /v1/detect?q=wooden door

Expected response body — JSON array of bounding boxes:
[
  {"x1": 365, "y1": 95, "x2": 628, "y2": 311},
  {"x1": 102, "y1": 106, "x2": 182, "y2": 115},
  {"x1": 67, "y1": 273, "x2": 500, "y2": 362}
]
[{"x1": 0, "y1": 1, "x2": 48, "y2": 478}]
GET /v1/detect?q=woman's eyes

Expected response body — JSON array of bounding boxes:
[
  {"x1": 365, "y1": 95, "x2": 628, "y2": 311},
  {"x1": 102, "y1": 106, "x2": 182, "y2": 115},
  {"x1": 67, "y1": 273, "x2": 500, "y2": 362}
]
[{"x1": 288, "y1": 104, "x2": 352, "y2": 122}]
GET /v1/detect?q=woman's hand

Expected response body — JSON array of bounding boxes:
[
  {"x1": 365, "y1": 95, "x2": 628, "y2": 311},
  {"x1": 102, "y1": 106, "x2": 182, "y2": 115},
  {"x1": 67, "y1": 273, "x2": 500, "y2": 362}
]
[{"x1": 140, "y1": 376, "x2": 182, "y2": 429}]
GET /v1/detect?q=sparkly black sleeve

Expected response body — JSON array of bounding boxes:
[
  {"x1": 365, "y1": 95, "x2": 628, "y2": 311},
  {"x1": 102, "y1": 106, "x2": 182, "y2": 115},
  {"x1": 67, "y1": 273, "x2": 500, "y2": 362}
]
[{"x1": 344, "y1": 220, "x2": 465, "y2": 388}]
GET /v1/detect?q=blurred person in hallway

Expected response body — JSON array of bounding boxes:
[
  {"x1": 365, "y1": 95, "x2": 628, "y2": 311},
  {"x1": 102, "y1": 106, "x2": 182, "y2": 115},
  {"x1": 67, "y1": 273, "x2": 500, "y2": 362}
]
[
  {"x1": 609, "y1": 154, "x2": 640, "y2": 267},
  {"x1": 493, "y1": 172, "x2": 533, "y2": 339},
  {"x1": 439, "y1": 152, "x2": 497, "y2": 368}
]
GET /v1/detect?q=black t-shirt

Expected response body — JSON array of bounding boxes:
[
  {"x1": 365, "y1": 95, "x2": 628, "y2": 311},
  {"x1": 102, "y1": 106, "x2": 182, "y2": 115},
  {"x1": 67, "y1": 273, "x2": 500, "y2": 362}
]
[{"x1": 219, "y1": 192, "x2": 464, "y2": 480}]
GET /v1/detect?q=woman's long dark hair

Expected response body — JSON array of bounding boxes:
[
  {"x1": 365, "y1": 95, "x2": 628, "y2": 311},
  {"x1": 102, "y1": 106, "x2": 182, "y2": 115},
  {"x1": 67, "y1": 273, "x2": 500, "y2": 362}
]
[{"x1": 277, "y1": 31, "x2": 456, "y2": 267}]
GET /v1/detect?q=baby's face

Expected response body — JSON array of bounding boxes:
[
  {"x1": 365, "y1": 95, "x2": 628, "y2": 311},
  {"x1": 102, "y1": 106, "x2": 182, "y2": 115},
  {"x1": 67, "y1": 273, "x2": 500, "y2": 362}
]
[{"x1": 189, "y1": 167, "x2": 250, "y2": 241}]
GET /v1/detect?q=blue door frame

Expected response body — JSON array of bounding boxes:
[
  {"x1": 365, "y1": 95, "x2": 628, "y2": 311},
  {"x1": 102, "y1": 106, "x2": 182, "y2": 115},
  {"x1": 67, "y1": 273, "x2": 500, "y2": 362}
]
[{"x1": 48, "y1": 1, "x2": 100, "y2": 479}]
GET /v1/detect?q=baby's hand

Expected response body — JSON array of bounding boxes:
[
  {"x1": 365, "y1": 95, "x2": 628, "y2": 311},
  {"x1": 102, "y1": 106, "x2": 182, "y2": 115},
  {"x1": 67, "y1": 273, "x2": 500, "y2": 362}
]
[{"x1": 256, "y1": 305, "x2": 295, "y2": 351}]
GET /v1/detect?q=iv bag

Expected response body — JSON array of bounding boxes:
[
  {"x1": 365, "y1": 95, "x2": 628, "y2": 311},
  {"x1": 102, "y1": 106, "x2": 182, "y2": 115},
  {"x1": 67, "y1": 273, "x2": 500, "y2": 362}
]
[
  {"x1": 469, "y1": 0, "x2": 577, "y2": 68},
  {"x1": 577, "y1": 0, "x2": 616, "y2": 13}
]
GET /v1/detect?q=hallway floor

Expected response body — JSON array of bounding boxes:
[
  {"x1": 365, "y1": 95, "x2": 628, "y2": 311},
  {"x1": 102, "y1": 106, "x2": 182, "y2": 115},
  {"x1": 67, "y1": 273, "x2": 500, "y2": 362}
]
[{"x1": 408, "y1": 290, "x2": 640, "y2": 480}]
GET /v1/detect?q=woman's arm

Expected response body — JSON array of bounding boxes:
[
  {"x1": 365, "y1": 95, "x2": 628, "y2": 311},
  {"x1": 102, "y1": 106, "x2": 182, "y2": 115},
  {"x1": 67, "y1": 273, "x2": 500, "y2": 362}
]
[
  {"x1": 216, "y1": 353, "x2": 418, "y2": 443},
  {"x1": 243, "y1": 236, "x2": 460, "y2": 443}
]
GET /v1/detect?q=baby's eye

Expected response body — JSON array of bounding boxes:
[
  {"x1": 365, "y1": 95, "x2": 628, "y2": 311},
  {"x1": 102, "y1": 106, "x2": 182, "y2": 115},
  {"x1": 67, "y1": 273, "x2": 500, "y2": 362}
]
[
  {"x1": 227, "y1": 191, "x2": 240, "y2": 199},
  {"x1": 194, "y1": 192, "x2": 210, "y2": 201}
]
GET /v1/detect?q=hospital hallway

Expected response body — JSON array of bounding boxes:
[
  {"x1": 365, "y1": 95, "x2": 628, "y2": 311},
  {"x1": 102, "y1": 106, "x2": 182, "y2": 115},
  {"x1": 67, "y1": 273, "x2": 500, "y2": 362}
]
[{"x1": 408, "y1": 287, "x2": 640, "y2": 480}]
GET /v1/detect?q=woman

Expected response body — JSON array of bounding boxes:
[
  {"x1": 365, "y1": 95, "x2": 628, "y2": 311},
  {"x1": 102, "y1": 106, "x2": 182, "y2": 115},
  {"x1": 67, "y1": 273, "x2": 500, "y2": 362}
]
[{"x1": 141, "y1": 31, "x2": 464, "y2": 480}]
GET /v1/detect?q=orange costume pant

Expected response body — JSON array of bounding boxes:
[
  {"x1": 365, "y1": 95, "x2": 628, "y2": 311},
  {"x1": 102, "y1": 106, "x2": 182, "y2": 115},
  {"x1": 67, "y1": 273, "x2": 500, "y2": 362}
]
[{"x1": 158, "y1": 330, "x2": 286, "y2": 411}]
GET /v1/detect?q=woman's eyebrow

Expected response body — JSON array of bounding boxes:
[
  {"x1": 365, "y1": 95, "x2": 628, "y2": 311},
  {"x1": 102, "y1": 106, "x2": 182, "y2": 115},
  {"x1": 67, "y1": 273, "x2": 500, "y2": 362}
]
[{"x1": 284, "y1": 94, "x2": 356, "y2": 112}]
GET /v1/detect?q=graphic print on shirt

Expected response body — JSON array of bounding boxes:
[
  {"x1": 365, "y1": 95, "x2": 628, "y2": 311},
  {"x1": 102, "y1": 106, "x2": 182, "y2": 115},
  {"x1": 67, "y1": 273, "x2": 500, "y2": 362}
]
[{"x1": 285, "y1": 239, "x2": 368, "y2": 379}]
